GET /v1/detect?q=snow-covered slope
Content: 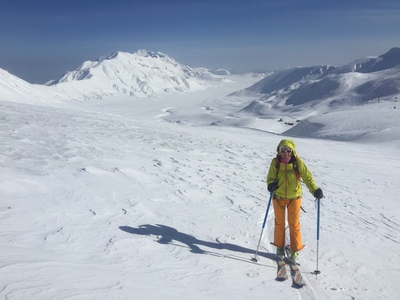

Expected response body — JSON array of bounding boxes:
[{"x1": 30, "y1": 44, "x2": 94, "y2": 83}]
[
  {"x1": 0, "y1": 69, "x2": 62, "y2": 104},
  {"x1": 207, "y1": 48, "x2": 400, "y2": 143}
]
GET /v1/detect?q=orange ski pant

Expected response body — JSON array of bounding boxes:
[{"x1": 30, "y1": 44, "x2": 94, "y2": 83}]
[{"x1": 272, "y1": 197, "x2": 305, "y2": 252}]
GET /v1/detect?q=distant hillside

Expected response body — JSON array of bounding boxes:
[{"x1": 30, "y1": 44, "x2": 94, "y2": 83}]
[{"x1": 232, "y1": 47, "x2": 400, "y2": 114}]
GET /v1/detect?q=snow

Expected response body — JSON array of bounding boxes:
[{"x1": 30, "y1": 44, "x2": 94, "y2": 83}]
[{"x1": 1, "y1": 53, "x2": 400, "y2": 300}]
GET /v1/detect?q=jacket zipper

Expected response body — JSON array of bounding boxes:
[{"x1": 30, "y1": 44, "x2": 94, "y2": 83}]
[{"x1": 284, "y1": 164, "x2": 288, "y2": 198}]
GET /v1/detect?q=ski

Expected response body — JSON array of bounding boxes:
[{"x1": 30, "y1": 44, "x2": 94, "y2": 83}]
[
  {"x1": 288, "y1": 262, "x2": 305, "y2": 286},
  {"x1": 276, "y1": 259, "x2": 288, "y2": 280},
  {"x1": 285, "y1": 246, "x2": 305, "y2": 287}
]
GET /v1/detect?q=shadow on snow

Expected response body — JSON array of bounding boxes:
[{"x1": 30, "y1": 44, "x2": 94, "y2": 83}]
[{"x1": 119, "y1": 224, "x2": 275, "y2": 265}]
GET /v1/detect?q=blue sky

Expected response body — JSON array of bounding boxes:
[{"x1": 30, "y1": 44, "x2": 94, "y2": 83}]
[{"x1": 1, "y1": 0, "x2": 399, "y2": 84}]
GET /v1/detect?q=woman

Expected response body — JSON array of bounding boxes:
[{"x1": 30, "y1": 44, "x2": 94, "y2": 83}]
[{"x1": 266, "y1": 139, "x2": 323, "y2": 265}]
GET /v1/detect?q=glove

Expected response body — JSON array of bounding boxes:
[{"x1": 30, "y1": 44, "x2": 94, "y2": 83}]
[
  {"x1": 314, "y1": 188, "x2": 324, "y2": 199},
  {"x1": 267, "y1": 181, "x2": 279, "y2": 193}
]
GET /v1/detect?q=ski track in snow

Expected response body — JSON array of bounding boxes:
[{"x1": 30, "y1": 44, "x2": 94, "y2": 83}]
[{"x1": 1, "y1": 78, "x2": 400, "y2": 300}]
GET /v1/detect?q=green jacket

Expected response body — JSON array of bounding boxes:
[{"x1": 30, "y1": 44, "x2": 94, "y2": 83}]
[{"x1": 266, "y1": 139, "x2": 318, "y2": 199}]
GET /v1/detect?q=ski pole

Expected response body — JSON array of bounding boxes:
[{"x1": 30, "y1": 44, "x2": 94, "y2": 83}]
[
  {"x1": 313, "y1": 198, "x2": 321, "y2": 275},
  {"x1": 251, "y1": 191, "x2": 274, "y2": 262}
]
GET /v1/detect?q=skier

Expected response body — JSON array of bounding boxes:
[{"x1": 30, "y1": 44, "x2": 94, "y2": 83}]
[{"x1": 266, "y1": 139, "x2": 323, "y2": 265}]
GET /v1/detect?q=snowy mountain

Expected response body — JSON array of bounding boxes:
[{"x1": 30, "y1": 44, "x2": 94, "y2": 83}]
[
  {"x1": 232, "y1": 47, "x2": 400, "y2": 110},
  {"x1": 45, "y1": 50, "x2": 225, "y2": 98}
]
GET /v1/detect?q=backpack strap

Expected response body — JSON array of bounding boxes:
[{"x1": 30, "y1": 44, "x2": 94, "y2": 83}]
[
  {"x1": 275, "y1": 156, "x2": 280, "y2": 179},
  {"x1": 293, "y1": 157, "x2": 301, "y2": 180}
]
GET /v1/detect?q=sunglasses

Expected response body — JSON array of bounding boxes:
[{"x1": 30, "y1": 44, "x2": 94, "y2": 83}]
[{"x1": 280, "y1": 149, "x2": 292, "y2": 154}]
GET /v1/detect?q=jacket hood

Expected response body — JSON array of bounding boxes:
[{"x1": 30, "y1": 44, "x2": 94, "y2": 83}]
[{"x1": 277, "y1": 139, "x2": 298, "y2": 156}]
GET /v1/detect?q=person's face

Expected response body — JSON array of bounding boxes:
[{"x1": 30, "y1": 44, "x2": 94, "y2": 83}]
[{"x1": 279, "y1": 147, "x2": 292, "y2": 157}]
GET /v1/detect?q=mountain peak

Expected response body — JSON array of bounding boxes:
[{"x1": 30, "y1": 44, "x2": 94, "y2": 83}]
[
  {"x1": 135, "y1": 49, "x2": 168, "y2": 59},
  {"x1": 99, "y1": 50, "x2": 170, "y2": 61}
]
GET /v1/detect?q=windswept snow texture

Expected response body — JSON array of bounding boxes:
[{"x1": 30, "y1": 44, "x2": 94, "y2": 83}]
[{"x1": 1, "y1": 48, "x2": 400, "y2": 299}]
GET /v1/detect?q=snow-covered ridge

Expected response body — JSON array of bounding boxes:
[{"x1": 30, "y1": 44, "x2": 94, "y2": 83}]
[
  {"x1": 233, "y1": 47, "x2": 400, "y2": 109},
  {"x1": 1, "y1": 76, "x2": 399, "y2": 299}
]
